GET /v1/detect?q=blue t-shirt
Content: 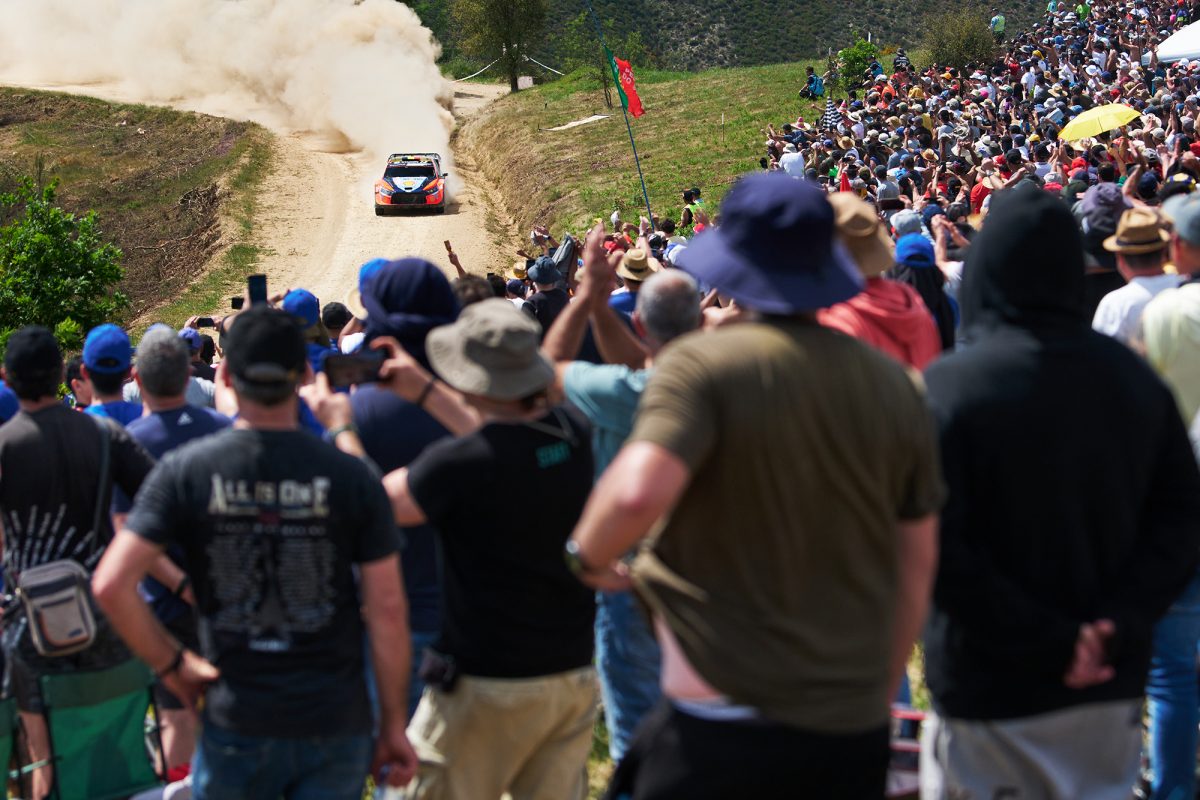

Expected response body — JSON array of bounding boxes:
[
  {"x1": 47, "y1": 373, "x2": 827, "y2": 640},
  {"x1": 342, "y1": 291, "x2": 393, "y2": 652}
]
[
  {"x1": 121, "y1": 405, "x2": 231, "y2": 623},
  {"x1": 0, "y1": 381, "x2": 17, "y2": 424},
  {"x1": 609, "y1": 291, "x2": 637, "y2": 318},
  {"x1": 87, "y1": 400, "x2": 143, "y2": 427},
  {"x1": 563, "y1": 362, "x2": 649, "y2": 481},
  {"x1": 351, "y1": 383, "x2": 450, "y2": 633},
  {"x1": 306, "y1": 341, "x2": 338, "y2": 375}
]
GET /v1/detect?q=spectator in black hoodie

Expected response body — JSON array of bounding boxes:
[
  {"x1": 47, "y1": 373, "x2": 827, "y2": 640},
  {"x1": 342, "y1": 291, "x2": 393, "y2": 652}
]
[{"x1": 921, "y1": 184, "x2": 1200, "y2": 799}]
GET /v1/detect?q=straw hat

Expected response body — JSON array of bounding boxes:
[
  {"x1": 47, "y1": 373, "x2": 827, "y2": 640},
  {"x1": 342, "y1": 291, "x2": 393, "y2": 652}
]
[
  {"x1": 1103, "y1": 207, "x2": 1170, "y2": 254},
  {"x1": 616, "y1": 248, "x2": 662, "y2": 283},
  {"x1": 827, "y1": 193, "x2": 894, "y2": 278}
]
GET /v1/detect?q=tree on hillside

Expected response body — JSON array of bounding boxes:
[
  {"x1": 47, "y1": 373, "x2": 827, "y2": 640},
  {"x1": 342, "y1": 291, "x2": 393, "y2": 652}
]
[
  {"x1": 0, "y1": 178, "x2": 127, "y2": 351},
  {"x1": 450, "y1": 0, "x2": 548, "y2": 92},
  {"x1": 838, "y1": 36, "x2": 878, "y2": 91},
  {"x1": 923, "y1": 5, "x2": 998, "y2": 70},
  {"x1": 560, "y1": 12, "x2": 651, "y2": 108}
]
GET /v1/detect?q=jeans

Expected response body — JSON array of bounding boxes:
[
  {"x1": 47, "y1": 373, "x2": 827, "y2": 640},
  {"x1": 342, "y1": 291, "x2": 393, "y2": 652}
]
[
  {"x1": 595, "y1": 590, "x2": 662, "y2": 762},
  {"x1": 192, "y1": 723, "x2": 372, "y2": 800},
  {"x1": 408, "y1": 629, "x2": 440, "y2": 719},
  {"x1": 1147, "y1": 570, "x2": 1200, "y2": 800},
  {"x1": 365, "y1": 628, "x2": 440, "y2": 724}
]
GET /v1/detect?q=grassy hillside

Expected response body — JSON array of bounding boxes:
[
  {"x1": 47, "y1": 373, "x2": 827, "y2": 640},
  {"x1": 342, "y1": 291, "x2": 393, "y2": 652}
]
[
  {"x1": 462, "y1": 63, "x2": 825, "y2": 243},
  {"x1": 410, "y1": 0, "x2": 1045, "y2": 71},
  {"x1": 0, "y1": 88, "x2": 271, "y2": 325}
]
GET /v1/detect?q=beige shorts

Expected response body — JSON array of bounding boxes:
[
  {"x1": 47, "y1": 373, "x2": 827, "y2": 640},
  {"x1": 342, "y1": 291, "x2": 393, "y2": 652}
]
[{"x1": 406, "y1": 666, "x2": 598, "y2": 800}]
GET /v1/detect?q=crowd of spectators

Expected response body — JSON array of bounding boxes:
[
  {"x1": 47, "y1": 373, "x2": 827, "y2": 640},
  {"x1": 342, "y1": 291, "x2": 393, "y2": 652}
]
[{"x1": 2, "y1": 0, "x2": 1200, "y2": 797}]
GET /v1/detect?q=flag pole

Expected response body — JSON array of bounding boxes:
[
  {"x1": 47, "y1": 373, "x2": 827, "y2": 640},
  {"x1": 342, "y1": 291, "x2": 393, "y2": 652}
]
[{"x1": 583, "y1": 0, "x2": 654, "y2": 226}]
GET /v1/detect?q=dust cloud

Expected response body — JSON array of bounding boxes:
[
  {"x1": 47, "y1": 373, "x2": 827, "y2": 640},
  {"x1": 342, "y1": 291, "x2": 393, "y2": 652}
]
[{"x1": 0, "y1": 0, "x2": 455, "y2": 161}]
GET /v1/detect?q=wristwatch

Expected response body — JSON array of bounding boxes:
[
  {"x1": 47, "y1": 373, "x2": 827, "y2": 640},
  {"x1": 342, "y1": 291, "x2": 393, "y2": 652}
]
[{"x1": 564, "y1": 540, "x2": 603, "y2": 576}]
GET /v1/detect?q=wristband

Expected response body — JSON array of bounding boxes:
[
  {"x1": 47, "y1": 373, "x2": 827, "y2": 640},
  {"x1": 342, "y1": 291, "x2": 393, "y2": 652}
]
[
  {"x1": 173, "y1": 575, "x2": 191, "y2": 598},
  {"x1": 415, "y1": 377, "x2": 437, "y2": 409},
  {"x1": 325, "y1": 423, "x2": 358, "y2": 442},
  {"x1": 156, "y1": 647, "x2": 185, "y2": 680}
]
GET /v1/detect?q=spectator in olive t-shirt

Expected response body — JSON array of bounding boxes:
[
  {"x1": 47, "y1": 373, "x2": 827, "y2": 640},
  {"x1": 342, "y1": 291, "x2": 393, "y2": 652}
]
[{"x1": 570, "y1": 175, "x2": 944, "y2": 799}]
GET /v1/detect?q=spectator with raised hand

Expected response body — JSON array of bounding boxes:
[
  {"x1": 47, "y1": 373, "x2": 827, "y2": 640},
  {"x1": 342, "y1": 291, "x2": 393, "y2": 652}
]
[
  {"x1": 921, "y1": 184, "x2": 1200, "y2": 799},
  {"x1": 93, "y1": 306, "x2": 417, "y2": 800},
  {"x1": 179, "y1": 325, "x2": 216, "y2": 381},
  {"x1": 0, "y1": 326, "x2": 155, "y2": 800},
  {"x1": 543, "y1": 222, "x2": 701, "y2": 763},
  {"x1": 571, "y1": 175, "x2": 943, "y2": 797},
  {"x1": 349, "y1": 257, "x2": 461, "y2": 715}
]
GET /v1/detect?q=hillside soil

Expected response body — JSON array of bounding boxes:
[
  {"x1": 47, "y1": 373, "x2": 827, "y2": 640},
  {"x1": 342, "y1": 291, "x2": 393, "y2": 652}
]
[{"x1": 0, "y1": 88, "x2": 268, "y2": 319}]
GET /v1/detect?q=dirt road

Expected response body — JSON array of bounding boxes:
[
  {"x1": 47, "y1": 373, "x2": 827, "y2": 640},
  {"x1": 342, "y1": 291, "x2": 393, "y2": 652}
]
[
  {"x1": 4, "y1": 79, "x2": 513, "y2": 307},
  {"x1": 252, "y1": 82, "x2": 512, "y2": 304}
]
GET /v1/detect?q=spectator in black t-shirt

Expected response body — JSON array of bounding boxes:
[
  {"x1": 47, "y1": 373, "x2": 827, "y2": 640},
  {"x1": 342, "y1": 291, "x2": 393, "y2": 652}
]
[
  {"x1": 0, "y1": 326, "x2": 155, "y2": 800},
  {"x1": 93, "y1": 307, "x2": 418, "y2": 800},
  {"x1": 352, "y1": 257, "x2": 460, "y2": 716},
  {"x1": 521, "y1": 256, "x2": 570, "y2": 337},
  {"x1": 317, "y1": 299, "x2": 596, "y2": 800}
]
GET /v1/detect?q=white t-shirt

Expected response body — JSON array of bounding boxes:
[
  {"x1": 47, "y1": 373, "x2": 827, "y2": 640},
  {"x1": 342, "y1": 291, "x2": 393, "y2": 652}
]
[
  {"x1": 1092, "y1": 272, "x2": 1182, "y2": 347},
  {"x1": 780, "y1": 152, "x2": 806, "y2": 177}
]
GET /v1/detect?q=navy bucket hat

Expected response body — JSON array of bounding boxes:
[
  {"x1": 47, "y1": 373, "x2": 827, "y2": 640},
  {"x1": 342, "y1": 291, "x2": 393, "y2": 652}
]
[{"x1": 676, "y1": 174, "x2": 862, "y2": 314}]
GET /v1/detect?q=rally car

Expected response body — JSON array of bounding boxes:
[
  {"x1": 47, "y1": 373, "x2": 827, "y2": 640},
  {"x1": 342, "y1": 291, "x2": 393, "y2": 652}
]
[{"x1": 374, "y1": 153, "x2": 447, "y2": 215}]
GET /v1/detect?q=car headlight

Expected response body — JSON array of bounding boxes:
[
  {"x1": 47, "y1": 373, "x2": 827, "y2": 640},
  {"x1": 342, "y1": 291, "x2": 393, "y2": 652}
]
[
  {"x1": 378, "y1": 186, "x2": 395, "y2": 197},
  {"x1": 425, "y1": 183, "x2": 441, "y2": 195}
]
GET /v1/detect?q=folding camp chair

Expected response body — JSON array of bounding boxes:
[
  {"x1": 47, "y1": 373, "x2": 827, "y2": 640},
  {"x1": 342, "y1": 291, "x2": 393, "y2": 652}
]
[
  {"x1": 37, "y1": 659, "x2": 164, "y2": 800},
  {"x1": 887, "y1": 706, "x2": 925, "y2": 799}
]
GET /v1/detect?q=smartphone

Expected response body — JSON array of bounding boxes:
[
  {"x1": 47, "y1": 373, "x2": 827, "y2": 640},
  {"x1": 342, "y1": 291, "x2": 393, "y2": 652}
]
[
  {"x1": 443, "y1": 239, "x2": 453, "y2": 253},
  {"x1": 231, "y1": 297, "x2": 245, "y2": 310},
  {"x1": 247, "y1": 274, "x2": 268, "y2": 306},
  {"x1": 195, "y1": 317, "x2": 216, "y2": 328},
  {"x1": 324, "y1": 351, "x2": 386, "y2": 389}
]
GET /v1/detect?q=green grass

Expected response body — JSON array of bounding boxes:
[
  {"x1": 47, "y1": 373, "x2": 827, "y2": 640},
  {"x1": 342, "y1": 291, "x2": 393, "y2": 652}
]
[
  {"x1": 0, "y1": 88, "x2": 273, "y2": 328},
  {"x1": 466, "y1": 62, "x2": 828, "y2": 238}
]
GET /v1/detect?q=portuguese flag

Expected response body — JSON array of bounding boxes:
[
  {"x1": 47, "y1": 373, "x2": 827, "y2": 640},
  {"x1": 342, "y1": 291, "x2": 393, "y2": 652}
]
[{"x1": 606, "y1": 47, "x2": 645, "y2": 118}]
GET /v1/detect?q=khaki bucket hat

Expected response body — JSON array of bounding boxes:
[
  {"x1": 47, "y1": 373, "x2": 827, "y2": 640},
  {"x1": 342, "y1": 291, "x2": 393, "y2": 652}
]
[{"x1": 427, "y1": 298, "x2": 554, "y2": 401}]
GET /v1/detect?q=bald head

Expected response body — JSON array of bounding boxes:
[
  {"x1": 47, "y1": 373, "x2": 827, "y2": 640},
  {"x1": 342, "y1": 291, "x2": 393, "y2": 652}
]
[{"x1": 636, "y1": 270, "x2": 701, "y2": 351}]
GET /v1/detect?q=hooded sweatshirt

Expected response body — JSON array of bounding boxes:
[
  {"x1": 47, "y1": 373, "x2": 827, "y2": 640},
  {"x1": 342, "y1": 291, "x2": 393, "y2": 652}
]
[
  {"x1": 818, "y1": 278, "x2": 942, "y2": 370},
  {"x1": 889, "y1": 234, "x2": 957, "y2": 351},
  {"x1": 922, "y1": 184, "x2": 1200, "y2": 721}
]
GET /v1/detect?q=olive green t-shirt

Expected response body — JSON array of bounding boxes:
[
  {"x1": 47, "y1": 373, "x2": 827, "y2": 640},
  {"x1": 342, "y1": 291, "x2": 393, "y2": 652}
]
[{"x1": 630, "y1": 319, "x2": 944, "y2": 733}]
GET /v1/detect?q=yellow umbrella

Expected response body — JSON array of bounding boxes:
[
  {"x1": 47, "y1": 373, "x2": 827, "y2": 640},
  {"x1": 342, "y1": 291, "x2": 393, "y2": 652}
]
[{"x1": 1057, "y1": 103, "x2": 1142, "y2": 142}]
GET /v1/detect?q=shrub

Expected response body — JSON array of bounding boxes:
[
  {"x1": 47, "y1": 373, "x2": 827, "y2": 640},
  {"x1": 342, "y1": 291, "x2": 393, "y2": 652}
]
[
  {"x1": 923, "y1": 5, "x2": 998, "y2": 70},
  {"x1": 0, "y1": 177, "x2": 127, "y2": 351},
  {"x1": 838, "y1": 36, "x2": 879, "y2": 89}
]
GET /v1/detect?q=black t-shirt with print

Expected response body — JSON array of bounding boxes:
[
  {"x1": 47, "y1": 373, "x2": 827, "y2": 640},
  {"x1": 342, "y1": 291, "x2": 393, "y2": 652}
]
[
  {"x1": 125, "y1": 427, "x2": 397, "y2": 738},
  {"x1": 408, "y1": 406, "x2": 596, "y2": 678},
  {"x1": 0, "y1": 405, "x2": 154, "y2": 574}
]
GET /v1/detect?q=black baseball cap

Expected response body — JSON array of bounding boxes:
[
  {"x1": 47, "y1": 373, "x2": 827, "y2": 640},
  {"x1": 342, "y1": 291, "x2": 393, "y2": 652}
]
[
  {"x1": 4, "y1": 326, "x2": 62, "y2": 384},
  {"x1": 224, "y1": 306, "x2": 306, "y2": 385}
]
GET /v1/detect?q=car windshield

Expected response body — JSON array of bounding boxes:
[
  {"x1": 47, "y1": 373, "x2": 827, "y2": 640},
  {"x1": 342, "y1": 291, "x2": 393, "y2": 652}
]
[{"x1": 385, "y1": 165, "x2": 435, "y2": 178}]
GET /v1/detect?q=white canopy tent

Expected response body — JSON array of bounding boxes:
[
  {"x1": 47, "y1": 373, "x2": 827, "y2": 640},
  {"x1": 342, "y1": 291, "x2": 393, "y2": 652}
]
[{"x1": 1143, "y1": 19, "x2": 1200, "y2": 64}]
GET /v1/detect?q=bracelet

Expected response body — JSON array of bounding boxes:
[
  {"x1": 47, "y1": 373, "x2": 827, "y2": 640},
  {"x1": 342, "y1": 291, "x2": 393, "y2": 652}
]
[
  {"x1": 325, "y1": 423, "x2": 358, "y2": 442},
  {"x1": 415, "y1": 377, "x2": 437, "y2": 409},
  {"x1": 156, "y1": 647, "x2": 185, "y2": 680},
  {"x1": 173, "y1": 575, "x2": 191, "y2": 598}
]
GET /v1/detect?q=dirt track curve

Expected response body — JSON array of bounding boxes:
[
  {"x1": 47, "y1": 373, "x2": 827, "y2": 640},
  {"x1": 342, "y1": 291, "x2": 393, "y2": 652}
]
[{"x1": 3, "y1": 79, "x2": 512, "y2": 307}]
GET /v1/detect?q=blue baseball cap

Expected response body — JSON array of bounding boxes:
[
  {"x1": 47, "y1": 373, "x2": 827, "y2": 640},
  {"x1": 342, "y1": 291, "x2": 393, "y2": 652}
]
[
  {"x1": 675, "y1": 173, "x2": 862, "y2": 314},
  {"x1": 178, "y1": 327, "x2": 202, "y2": 352},
  {"x1": 83, "y1": 324, "x2": 132, "y2": 374},
  {"x1": 282, "y1": 289, "x2": 321, "y2": 328}
]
